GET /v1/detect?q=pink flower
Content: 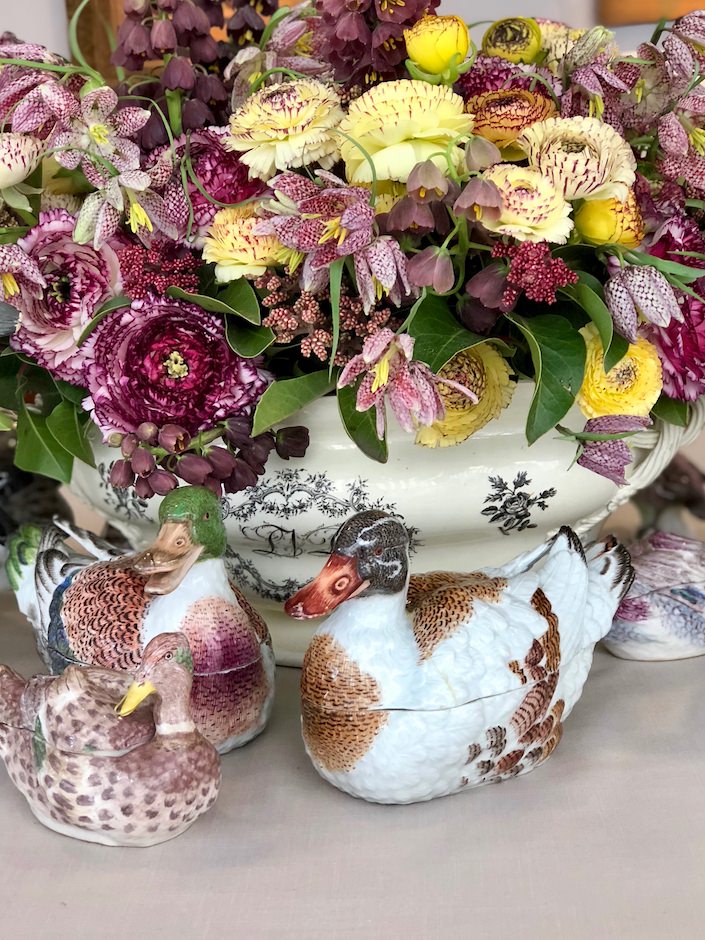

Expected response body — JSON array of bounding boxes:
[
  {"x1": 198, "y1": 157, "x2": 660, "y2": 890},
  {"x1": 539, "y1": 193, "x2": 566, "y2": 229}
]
[
  {"x1": 83, "y1": 296, "x2": 272, "y2": 438},
  {"x1": 338, "y1": 328, "x2": 477, "y2": 438},
  {"x1": 577, "y1": 414, "x2": 651, "y2": 485},
  {"x1": 647, "y1": 293, "x2": 705, "y2": 401},
  {"x1": 8, "y1": 209, "x2": 120, "y2": 381}
]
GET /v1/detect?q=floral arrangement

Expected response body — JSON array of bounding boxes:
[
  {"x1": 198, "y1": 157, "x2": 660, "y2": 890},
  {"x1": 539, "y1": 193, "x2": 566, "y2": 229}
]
[{"x1": 2, "y1": 1, "x2": 705, "y2": 497}]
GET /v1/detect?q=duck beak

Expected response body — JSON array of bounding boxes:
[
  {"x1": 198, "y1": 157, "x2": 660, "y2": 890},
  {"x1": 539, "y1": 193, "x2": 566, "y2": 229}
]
[
  {"x1": 116, "y1": 680, "x2": 156, "y2": 717},
  {"x1": 131, "y1": 521, "x2": 204, "y2": 595},
  {"x1": 285, "y1": 552, "x2": 370, "y2": 619}
]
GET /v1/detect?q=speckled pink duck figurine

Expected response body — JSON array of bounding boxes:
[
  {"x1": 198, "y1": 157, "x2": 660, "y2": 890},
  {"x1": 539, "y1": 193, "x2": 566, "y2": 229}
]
[
  {"x1": 0, "y1": 632, "x2": 221, "y2": 846},
  {"x1": 6, "y1": 487, "x2": 274, "y2": 753},
  {"x1": 287, "y1": 511, "x2": 634, "y2": 804}
]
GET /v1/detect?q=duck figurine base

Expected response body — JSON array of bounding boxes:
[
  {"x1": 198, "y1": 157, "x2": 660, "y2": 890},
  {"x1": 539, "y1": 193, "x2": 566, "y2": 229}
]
[
  {"x1": 0, "y1": 633, "x2": 221, "y2": 846},
  {"x1": 287, "y1": 512, "x2": 634, "y2": 804},
  {"x1": 6, "y1": 486, "x2": 275, "y2": 754}
]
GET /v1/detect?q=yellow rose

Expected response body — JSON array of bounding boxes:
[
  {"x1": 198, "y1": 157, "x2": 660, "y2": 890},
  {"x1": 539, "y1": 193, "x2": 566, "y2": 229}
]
[
  {"x1": 416, "y1": 344, "x2": 515, "y2": 447},
  {"x1": 574, "y1": 189, "x2": 644, "y2": 248},
  {"x1": 404, "y1": 15, "x2": 470, "y2": 76},
  {"x1": 482, "y1": 17, "x2": 542, "y2": 64},
  {"x1": 577, "y1": 323, "x2": 662, "y2": 418}
]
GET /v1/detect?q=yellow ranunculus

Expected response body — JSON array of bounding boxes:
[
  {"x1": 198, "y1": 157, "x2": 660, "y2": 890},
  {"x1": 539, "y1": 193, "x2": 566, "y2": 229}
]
[
  {"x1": 482, "y1": 17, "x2": 542, "y2": 64},
  {"x1": 404, "y1": 15, "x2": 470, "y2": 76},
  {"x1": 416, "y1": 344, "x2": 515, "y2": 447},
  {"x1": 574, "y1": 189, "x2": 644, "y2": 248},
  {"x1": 465, "y1": 88, "x2": 557, "y2": 158},
  {"x1": 202, "y1": 205, "x2": 292, "y2": 281},
  {"x1": 479, "y1": 163, "x2": 574, "y2": 244},
  {"x1": 577, "y1": 323, "x2": 662, "y2": 418}
]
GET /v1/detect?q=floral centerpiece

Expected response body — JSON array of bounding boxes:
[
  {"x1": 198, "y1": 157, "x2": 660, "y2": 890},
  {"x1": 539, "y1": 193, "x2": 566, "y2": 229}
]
[{"x1": 1, "y1": 1, "x2": 705, "y2": 498}]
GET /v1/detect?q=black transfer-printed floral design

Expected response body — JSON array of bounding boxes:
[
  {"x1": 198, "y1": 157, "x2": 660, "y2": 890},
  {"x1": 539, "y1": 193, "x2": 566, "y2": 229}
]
[{"x1": 482, "y1": 472, "x2": 557, "y2": 535}]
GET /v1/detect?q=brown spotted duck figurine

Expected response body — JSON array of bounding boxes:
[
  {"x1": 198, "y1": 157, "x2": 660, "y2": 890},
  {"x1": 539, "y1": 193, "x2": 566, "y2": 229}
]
[
  {"x1": 0, "y1": 632, "x2": 221, "y2": 846},
  {"x1": 286, "y1": 510, "x2": 634, "y2": 804},
  {"x1": 6, "y1": 487, "x2": 274, "y2": 754}
]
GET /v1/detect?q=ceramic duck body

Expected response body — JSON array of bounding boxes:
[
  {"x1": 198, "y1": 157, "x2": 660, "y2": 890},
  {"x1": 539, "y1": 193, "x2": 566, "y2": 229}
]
[
  {"x1": 6, "y1": 487, "x2": 274, "y2": 754},
  {"x1": 288, "y1": 512, "x2": 634, "y2": 804},
  {"x1": 0, "y1": 633, "x2": 221, "y2": 846}
]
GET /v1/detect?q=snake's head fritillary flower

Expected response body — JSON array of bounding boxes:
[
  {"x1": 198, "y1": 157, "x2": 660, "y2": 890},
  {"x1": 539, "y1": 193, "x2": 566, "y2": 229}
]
[
  {"x1": 604, "y1": 266, "x2": 683, "y2": 344},
  {"x1": 0, "y1": 133, "x2": 45, "y2": 192},
  {"x1": 0, "y1": 242, "x2": 45, "y2": 304},
  {"x1": 338, "y1": 80, "x2": 474, "y2": 184},
  {"x1": 482, "y1": 17, "x2": 542, "y2": 64},
  {"x1": 416, "y1": 343, "x2": 515, "y2": 447},
  {"x1": 479, "y1": 164, "x2": 573, "y2": 244},
  {"x1": 518, "y1": 116, "x2": 636, "y2": 202},
  {"x1": 202, "y1": 205, "x2": 292, "y2": 282},
  {"x1": 574, "y1": 188, "x2": 644, "y2": 249},
  {"x1": 403, "y1": 15, "x2": 470, "y2": 78},
  {"x1": 535, "y1": 20, "x2": 586, "y2": 75},
  {"x1": 226, "y1": 79, "x2": 343, "y2": 180},
  {"x1": 577, "y1": 323, "x2": 662, "y2": 419},
  {"x1": 465, "y1": 88, "x2": 557, "y2": 157},
  {"x1": 576, "y1": 414, "x2": 651, "y2": 485}
]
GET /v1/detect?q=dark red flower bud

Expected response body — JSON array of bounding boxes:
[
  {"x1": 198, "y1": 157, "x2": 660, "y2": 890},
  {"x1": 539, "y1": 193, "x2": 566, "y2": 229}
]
[
  {"x1": 177, "y1": 453, "x2": 213, "y2": 484},
  {"x1": 123, "y1": 23, "x2": 152, "y2": 56},
  {"x1": 137, "y1": 421, "x2": 159, "y2": 444},
  {"x1": 110, "y1": 459, "x2": 135, "y2": 489},
  {"x1": 135, "y1": 477, "x2": 155, "y2": 500},
  {"x1": 162, "y1": 55, "x2": 196, "y2": 91},
  {"x1": 228, "y1": 5, "x2": 265, "y2": 40},
  {"x1": 124, "y1": 0, "x2": 151, "y2": 16},
  {"x1": 174, "y1": 0, "x2": 211, "y2": 38},
  {"x1": 157, "y1": 0, "x2": 180, "y2": 9},
  {"x1": 151, "y1": 19, "x2": 178, "y2": 53},
  {"x1": 121, "y1": 432, "x2": 139, "y2": 458},
  {"x1": 206, "y1": 446, "x2": 238, "y2": 479},
  {"x1": 132, "y1": 447, "x2": 157, "y2": 477},
  {"x1": 202, "y1": 475, "x2": 223, "y2": 497},
  {"x1": 139, "y1": 111, "x2": 170, "y2": 150},
  {"x1": 224, "y1": 415, "x2": 252, "y2": 446},
  {"x1": 194, "y1": 74, "x2": 228, "y2": 105},
  {"x1": 158, "y1": 423, "x2": 191, "y2": 453},
  {"x1": 225, "y1": 458, "x2": 259, "y2": 492},
  {"x1": 275, "y1": 426, "x2": 310, "y2": 459},
  {"x1": 181, "y1": 98, "x2": 214, "y2": 130},
  {"x1": 148, "y1": 469, "x2": 179, "y2": 495},
  {"x1": 189, "y1": 34, "x2": 218, "y2": 63}
]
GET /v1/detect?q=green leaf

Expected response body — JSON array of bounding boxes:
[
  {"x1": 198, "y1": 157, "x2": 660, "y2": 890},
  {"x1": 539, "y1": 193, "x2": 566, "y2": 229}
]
[
  {"x1": 55, "y1": 379, "x2": 88, "y2": 405},
  {"x1": 651, "y1": 394, "x2": 690, "y2": 427},
  {"x1": 337, "y1": 382, "x2": 388, "y2": 463},
  {"x1": 395, "y1": 287, "x2": 427, "y2": 334},
  {"x1": 0, "y1": 411, "x2": 14, "y2": 431},
  {"x1": 166, "y1": 282, "x2": 261, "y2": 324},
  {"x1": 563, "y1": 275, "x2": 614, "y2": 363},
  {"x1": 15, "y1": 402, "x2": 74, "y2": 483},
  {"x1": 77, "y1": 295, "x2": 131, "y2": 346},
  {"x1": 0, "y1": 354, "x2": 21, "y2": 410},
  {"x1": 225, "y1": 319, "x2": 275, "y2": 358},
  {"x1": 46, "y1": 400, "x2": 95, "y2": 467},
  {"x1": 408, "y1": 293, "x2": 510, "y2": 372},
  {"x1": 252, "y1": 371, "x2": 336, "y2": 436},
  {"x1": 506, "y1": 313, "x2": 586, "y2": 445},
  {"x1": 604, "y1": 333, "x2": 629, "y2": 373},
  {"x1": 328, "y1": 258, "x2": 345, "y2": 378},
  {"x1": 625, "y1": 250, "x2": 704, "y2": 284}
]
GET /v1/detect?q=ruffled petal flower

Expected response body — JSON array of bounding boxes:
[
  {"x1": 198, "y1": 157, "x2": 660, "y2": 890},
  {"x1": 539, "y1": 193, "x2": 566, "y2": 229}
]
[
  {"x1": 202, "y1": 204, "x2": 290, "y2": 281},
  {"x1": 577, "y1": 323, "x2": 662, "y2": 418},
  {"x1": 479, "y1": 163, "x2": 573, "y2": 243}
]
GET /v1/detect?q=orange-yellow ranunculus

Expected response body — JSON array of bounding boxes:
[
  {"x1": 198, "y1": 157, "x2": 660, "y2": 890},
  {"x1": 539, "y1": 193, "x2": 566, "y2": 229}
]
[
  {"x1": 465, "y1": 88, "x2": 557, "y2": 158},
  {"x1": 404, "y1": 15, "x2": 470, "y2": 76}
]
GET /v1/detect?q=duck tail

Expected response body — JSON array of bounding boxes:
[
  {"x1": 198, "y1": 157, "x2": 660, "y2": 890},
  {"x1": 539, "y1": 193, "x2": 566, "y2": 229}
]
[
  {"x1": 583, "y1": 534, "x2": 635, "y2": 644},
  {"x1": 0, "y1": 664, "x2": 25, "y2": 729},
  {"x1": 5, "y1": 524, "x2": 42, "y2": 596}
]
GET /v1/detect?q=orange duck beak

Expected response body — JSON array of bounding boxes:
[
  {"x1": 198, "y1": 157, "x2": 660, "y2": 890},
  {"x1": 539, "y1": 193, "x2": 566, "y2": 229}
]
[
  {"x1": 131, "y1": 521, "x2": 204, "y2": 595},
  {"x1": 285, "y1": 553, "x2": 370, "y2": 619}
]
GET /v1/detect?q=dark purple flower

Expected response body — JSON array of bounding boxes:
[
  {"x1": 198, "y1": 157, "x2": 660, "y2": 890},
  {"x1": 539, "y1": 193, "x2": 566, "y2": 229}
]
[
  {"x1": 386, "y1": 197, "x2": 436, "y2": 234},
  {"x1": 181, "y1": 98, "x2": 214, "y2": 131},
  {"x1": 173, "y1": 1, "x2": 211, "y2": 40},
  {"x1": 407, "y1": 247, "x2": 455, "y2": 293},
  {"x1": 225, "y1": 458, "x2": 258, "y2": 492},
  {"x1": 151, "y1": 19, "x2": 177, "y2": 53},
  {"x1": 193, "y1": 74, "x2": 228, "y2": 106},
  {"x1": 135, "y1": 477, "x2": 155, "y2": 500},
  {"x1": 148, "y1": 469, "x2": 179, "y2": 495},
  {"x1": 158, "y1": 423, "x2": 191, "y2": 453},
  {"x1": 189, "y1": 35, "x2": 218, "y2": 63},
  {"x1": 275, "y1": 426, "x2": 310, "y2": 459},
  {"x1": 110, "y1": 459, "x2": 135, "y2": 488},
  {"x1": 465, "y1": 136, "x2": 502, "y2": 172},
  {"x1": 132, "y1": 447, "x2": 156, "y2": 477},
  {"x1": 162, "y1": 56, "x2": 196, "y2": 91},
  {"x1": 9, "y1": 210, "x2": 121, "y2": 382},
  {"x1": 453, "y1": 179, "x2": 503, "y2": 222},
  {"x1": 465, "y1": 262, "x2": 508, "y2": 309},
  {"x1": 83, "y1": 296, "x2": 272, "y2": 438},
  {"x1": 647, "y1": 293, "x2": 705, "y2": 401},
  {"x1": 577, "y1": 415, "x2": 651, "y2": 485},
  {"x1": 176, "y1": 453, "x2": 213, "y2": 484},
  {"x1": 205, "y1": 446, "x2": 238, "y2": 479}
]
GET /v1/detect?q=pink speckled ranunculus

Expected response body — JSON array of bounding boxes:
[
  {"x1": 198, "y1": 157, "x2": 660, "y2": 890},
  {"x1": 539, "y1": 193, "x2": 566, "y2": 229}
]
[
  {"x1": 10, "y1": 209, "x2": 121, "y2": 382},
  {"x1": 83, "y1": 297, "x2": 271, "y2": 437}
]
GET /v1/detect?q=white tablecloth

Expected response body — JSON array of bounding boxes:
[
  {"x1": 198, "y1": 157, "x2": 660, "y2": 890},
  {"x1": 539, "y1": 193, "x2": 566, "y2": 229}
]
[{"x1": 1, "y1": 590, "x2": 704, "y2": 939}]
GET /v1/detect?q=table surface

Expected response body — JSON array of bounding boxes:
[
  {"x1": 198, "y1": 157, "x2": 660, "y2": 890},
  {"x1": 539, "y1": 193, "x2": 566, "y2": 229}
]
[{"x1": 1, "y1": 591, "x2": 704, "y2": 940}]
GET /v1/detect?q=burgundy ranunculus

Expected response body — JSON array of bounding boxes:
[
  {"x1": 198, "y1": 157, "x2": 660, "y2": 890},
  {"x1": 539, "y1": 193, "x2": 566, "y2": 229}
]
[
  {"x1": 83, "y1": 297, "x2": 272, "y2": 438},
  {"x1": 648, "y1": 292, "x2": 705, "y2": 401},
  {"x1": 10, "y1": 209, "x2": 121, "y2": 382}
]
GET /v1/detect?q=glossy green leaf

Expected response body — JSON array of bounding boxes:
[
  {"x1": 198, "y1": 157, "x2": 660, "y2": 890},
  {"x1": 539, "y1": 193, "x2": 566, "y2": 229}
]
[
  {"x1": 507, "y1": 313, "x2": 586, "y2": 444},
  {"x1": 46, "y1": 400, "x2": 95, "y2": 467},
  {"x1": 252, "y1": 371, "x2": 336, "y2": 436},
  {"x1": 604, "y1": 333, "x2": 629, "y2": 373},
  {"x1": 225, "y1": 319, "x2": 275, "y2": 358},
  {"x1": 0, "y1": 354, "x2": 20, "y2": 410},
  {"x1": 563, "y1": 275, "x2": 613, "y2": 361},
  {"x1": 55, "y1": 380, "x2": 88, "y2": 405},
  {"x1": 337, "y1": 382, "x2": 388, "y2": 463},
  {"x1": 167, "y1": 281, "x2": 261, "y2": 325},
  {"x1": 15, "y1": 402, "x2": 74, "y2": 483},
  {"x1": 651, "y1": 394, "x2": 690, "y2": 427},
  {"x1": 0, "y1": 411, "x2": 14, "y2": 431},
  {"x1": 408, "y1": 293, "x2": 508, "y2": 372},
  {"x1": 625, "y1": 250, "x2": 704, "y2": 284},
  {"x1": 328, "y1": 258, "x2": 345, "y2": 378},
  {"x1": 77, "y1": 295, "x2": 131, "y2": 346}
]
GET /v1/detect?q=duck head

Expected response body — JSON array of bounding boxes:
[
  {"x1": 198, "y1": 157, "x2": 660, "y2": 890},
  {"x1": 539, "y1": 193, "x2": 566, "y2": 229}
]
[
  {"x1": 116, "y1": 632, "x2": 194, "y2": 717},
  {"x1": 131, "y1": 486, "x2": 226, "y2": 595},
  {"x1": 285, "y1": 510, "x2": 409, "y2": 619}
]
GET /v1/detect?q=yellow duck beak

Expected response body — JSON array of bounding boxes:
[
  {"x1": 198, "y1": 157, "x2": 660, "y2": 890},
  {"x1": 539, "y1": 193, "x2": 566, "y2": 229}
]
[{"x1": 116, "y1": 680, "x2": 157, "y2": 717}]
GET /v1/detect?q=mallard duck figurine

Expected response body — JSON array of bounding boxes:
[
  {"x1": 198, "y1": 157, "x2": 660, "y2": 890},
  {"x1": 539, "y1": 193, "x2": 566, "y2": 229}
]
[
  {"x1": 0, "y1": 632, "x2": 221, "y2": 846},
  {"x1": 604, "y1": 530, "x2": 705, "y2": 660},
  {"x1": 285, "y1": 511, "x2": 634, "y2": 804},
  {"x1": 6, "y1": 486, "x2": 275, "y2": 754}
]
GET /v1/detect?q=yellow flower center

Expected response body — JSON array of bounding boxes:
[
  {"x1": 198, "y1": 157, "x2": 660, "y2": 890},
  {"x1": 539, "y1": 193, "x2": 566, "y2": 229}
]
[
  {"x1": 379, "y1": 0, "x2": 405, "y2": 13},
  {"x1": 128, "y1": 203, "x2": 153, "y2": 234},
  {"x1": 690, "y1": 127, "x2": 705, "y2": 156},
  {"x1": 318, "y1": 216, "x2": 349, "y2": 247},
  {"x1": 163, "y1": 350, "x2": 189, "y2": 380},
  {"x1": 371, "y1": 350, "x2": 395, "y2": 393},
  {"x1": 89, "y1": 123, "x2": 110, "y2": 146},
  {"x1": 1, "y1": 273, "x2": 19, "y2": 297}
]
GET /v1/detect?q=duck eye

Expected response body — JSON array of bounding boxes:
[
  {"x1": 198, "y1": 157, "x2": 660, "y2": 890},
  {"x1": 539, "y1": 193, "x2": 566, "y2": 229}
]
[
  {"x1": 175, "y1": 538, "x2": 185, "y2": 547},
  {"x1": 203, "y1": 512, "x2": 209, "y2": 520},
  {"x1": 165, "y1": 652, "x2": 173, "y2": 661},
  {"x1": 374, "y1": 547, "x2": 384, "y2": 556}
]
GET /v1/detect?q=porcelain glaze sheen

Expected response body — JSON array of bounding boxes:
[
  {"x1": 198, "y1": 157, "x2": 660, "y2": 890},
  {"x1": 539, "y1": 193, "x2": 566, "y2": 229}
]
[{"x1": 70, "y1": 384, "x2": 705, "y2": 665}]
